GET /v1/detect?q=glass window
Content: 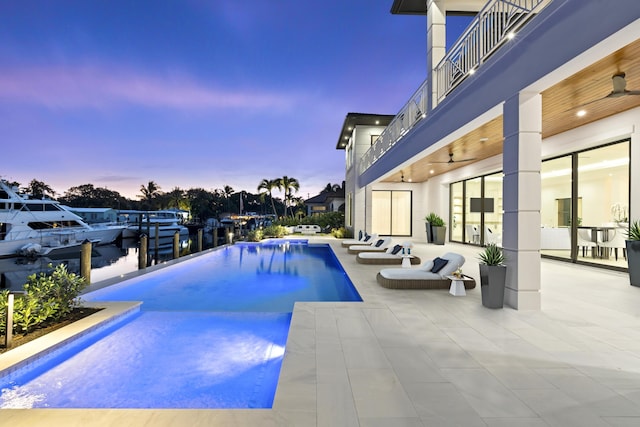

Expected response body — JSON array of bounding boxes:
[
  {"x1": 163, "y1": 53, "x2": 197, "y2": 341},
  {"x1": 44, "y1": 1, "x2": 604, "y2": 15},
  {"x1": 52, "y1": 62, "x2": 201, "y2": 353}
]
[
  {"x1": 540, "y1": 155, "x2": 572, "y2": 260},
  {"x1": 576, "y1": 141, "x2": 629, "y2": 268},
  {"x1": 371, "y1": 190, "x2": 412, "y2": 236},
  {"x1": 450, "y1": 181, "x2": 463, "y2": 242},
  {"x1": 483, "y1": 173, "x2": 503, "y2": 246},
  {"x1": 465, "y1": 178, "x2": 482, "y2": 244}
]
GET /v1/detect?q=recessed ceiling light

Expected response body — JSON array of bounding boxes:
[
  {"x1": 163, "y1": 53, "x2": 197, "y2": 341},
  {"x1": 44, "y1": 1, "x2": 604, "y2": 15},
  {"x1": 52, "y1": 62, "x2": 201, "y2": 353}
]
[
  {"x1": 430, "y1": 170, "x2": 434, "y2": 174},
  {"x1": 576, "y1": 110, "x2": 586, "y2": 117},
  {"x1": 479, "y1": 137, "x2": 489, "y2": 142}
]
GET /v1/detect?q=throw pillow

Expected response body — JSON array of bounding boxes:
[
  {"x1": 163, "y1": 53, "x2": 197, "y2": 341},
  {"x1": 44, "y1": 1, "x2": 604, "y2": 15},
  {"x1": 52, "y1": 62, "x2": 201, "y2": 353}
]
[
  {"x1": 375, "y1": 239, "x2": 384, "y2": 247},
  {"x1": 430, "y1": 257, "x2": 449, "y2": 273},
  {"x1": 364, "y1": 235, "x2": 371, "y2": 242},
  {"x1": 358, "y1": 230, "x2": 363, "y2": 240},
  {"x1": 391, "y1": 245, "x2": 402, "y2": 255}
]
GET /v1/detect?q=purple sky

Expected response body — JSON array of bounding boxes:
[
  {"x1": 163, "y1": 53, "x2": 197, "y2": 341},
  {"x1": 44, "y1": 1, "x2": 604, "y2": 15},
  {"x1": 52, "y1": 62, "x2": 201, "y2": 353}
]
[{"x1": 0, "y1": 1, "x2": 465, "y2": 200}]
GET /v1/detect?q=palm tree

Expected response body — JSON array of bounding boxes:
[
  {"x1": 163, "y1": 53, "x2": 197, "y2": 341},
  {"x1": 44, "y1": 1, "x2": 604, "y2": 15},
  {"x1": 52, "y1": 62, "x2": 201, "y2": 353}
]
[
  {"x1": 222, "y1": 185, "x2": 234, "y2": 213},
  {"x1": 138, "y1": 181, "x2": 162, "y2": 209},
  {"x1": 257, "y1": 178, "x2": 281, "y2": 216},
  {"x1": 279, "y1": 176, "x2": 300, "y2": 218}
]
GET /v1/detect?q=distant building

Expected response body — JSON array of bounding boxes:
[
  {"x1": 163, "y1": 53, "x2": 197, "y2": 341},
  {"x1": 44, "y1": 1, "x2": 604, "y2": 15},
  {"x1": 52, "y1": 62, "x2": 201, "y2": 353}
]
[{"x1": 305, "y1": 183, "x2": 345, "y2": 216}]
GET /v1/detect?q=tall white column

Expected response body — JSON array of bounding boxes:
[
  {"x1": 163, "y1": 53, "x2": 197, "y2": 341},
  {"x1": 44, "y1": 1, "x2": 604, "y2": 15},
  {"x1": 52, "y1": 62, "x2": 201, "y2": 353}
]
[
  {"x1": 427, "y1": 0, "x2": 446, "y2": 112},
  {"x1": 502, "y1": 92, "x2": 542, "y2": 310}
]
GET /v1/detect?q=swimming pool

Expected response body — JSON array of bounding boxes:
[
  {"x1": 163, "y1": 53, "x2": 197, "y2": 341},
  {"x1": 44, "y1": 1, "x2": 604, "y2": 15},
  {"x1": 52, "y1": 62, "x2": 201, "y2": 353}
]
[{"x1": 0, "y1": 241, "x2": 361, "y2": 409}]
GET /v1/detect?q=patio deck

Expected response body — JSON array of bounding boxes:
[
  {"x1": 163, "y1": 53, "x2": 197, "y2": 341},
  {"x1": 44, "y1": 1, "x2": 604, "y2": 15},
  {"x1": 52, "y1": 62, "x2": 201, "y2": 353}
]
[{"x1": 2, "y1": 237, "x2": 639, "y2": 426}]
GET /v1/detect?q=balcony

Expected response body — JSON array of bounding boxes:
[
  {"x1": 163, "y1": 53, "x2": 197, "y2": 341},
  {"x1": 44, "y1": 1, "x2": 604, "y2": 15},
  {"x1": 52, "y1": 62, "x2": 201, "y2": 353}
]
[{"x1": 359, "y1": 0, "x2": 551, "y2": 176}]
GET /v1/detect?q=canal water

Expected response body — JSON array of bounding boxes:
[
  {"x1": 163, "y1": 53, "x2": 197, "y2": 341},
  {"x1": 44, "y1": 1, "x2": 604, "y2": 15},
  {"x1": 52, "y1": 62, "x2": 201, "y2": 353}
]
[{"x1": 0, "y1": 232, "x2": 219, "y2": 292}]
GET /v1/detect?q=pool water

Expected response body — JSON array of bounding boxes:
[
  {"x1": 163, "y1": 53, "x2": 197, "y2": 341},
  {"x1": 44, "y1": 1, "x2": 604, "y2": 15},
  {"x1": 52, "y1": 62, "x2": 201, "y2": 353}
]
[{"x1": 0, "y1": 242, "x2": 360, "y2": 409}]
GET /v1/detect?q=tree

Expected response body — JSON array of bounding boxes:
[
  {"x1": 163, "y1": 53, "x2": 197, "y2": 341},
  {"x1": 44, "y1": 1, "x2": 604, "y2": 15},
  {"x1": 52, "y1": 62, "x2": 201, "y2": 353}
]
[
  {"x1": 222, "y1": 185, "x2": 234, "y2": 214},
  {"x1": 186, "y1": 188, "x2": 217, "y2": 222},
  {"x1": 257, "y1": 178, "x2": 282, "y2": 216},
  {"x1": 321, "y1": 183, "x2": 341, "y2": 193},
  {"x1": 59, "y1": 184, "x2": 129, "y2": 208},
  {"x1": 138, "y1": 181, "x2": 162, "y2": 209},
  {"x1": 279, "y1": 176, "x2": 300, "y2": 218},
  {"x1": 24, "y1": 179, "x2": 56, "y2": 199}
]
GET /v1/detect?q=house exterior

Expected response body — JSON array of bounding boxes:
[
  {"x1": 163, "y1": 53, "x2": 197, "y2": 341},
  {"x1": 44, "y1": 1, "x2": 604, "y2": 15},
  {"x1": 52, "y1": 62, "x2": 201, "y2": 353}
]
[
  {"x1": 304, "y1": 183, "x2": 346, "y2": 216},
  {"x1": 338, "y1": 0, "x2": 640, "y2": 309}
]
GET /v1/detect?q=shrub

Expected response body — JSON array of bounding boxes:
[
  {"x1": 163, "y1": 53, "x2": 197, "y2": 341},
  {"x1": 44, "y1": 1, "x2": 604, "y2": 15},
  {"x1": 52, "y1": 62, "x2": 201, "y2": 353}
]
[
  {"x1": 425, "y1": 212, "x2": 446, "y2": 227},
  {"x1": 274, "y1": 212, "x2": 345, "y2": 232},
  {"x1": 262, "y1": 224, "x2": 287, "y2": 238},
  {"x1": 331, "y1": 227, "x2": 350, "y2": 238},
  {"x1": 478, "y1": 243, "x2": 505, "y2": 266},
  {"x1": 0, "y1": 263, "x2": 87, "y2": 335},
  {"x1": 246, "y1": 229, "x2": 264, "y2": 242},
  {"x1": 626, "y1": 220, "x2": 640, "y2": 241}
]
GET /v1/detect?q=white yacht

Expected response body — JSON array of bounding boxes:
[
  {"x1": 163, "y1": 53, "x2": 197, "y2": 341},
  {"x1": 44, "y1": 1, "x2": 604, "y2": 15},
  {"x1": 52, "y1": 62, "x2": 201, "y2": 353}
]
[
  {"x1": 0, "y1": 180, "x2": 126, "y2": 257},
  {"x1": 121, "y1": 210, "x2": 189, "y2": 239}
]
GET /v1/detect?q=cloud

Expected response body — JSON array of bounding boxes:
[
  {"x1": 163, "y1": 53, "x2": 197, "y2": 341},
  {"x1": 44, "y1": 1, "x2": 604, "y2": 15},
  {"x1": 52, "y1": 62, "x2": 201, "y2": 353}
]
[{"x1": 0, "y1": 64, "x2": 297, "y2": 111}]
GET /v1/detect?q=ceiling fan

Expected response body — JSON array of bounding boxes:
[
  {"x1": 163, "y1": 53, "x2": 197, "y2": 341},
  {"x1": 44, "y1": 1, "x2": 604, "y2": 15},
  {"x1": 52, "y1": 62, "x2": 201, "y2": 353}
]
[
  {"x1": 576, "y1": 72, "x2": 640, "y2": 108},
  {"x1": 430, "y1": 153, "x2": 476, "y2": 164}
]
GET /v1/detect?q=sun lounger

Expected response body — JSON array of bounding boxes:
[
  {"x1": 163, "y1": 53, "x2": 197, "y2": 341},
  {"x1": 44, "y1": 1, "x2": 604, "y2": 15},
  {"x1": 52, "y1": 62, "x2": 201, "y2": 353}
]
[
  {"x1": 376, "y1": 252, "x2": 475, "y2": 290},
  {"x1": 347, "y1": 237, "x2": 392, "y2": 254},
  {"x1": 356, "y1": 244, "x2": 420, "y2": 264},
  {"x1": 341, "y1": 233, "x2": 378, "y2": 247}
]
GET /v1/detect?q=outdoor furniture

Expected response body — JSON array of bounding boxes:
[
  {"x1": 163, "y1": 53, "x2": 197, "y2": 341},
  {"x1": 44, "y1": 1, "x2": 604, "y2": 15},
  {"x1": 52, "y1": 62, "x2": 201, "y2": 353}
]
[
  {"x1": 376, "y1": 252, "x2": 475, "y2": 290},
  {"x1": 341, "y1": 233, "x2": 378, "y2": 247},
  {"x1": 348, "y1": 237, "x2": 392, "y2": 254}
]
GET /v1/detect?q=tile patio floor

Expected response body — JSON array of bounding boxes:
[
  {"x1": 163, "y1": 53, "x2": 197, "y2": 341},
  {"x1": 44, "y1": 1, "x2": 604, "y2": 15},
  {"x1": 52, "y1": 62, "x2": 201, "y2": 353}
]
[{"x1": 2, "y1": 237, "x2": 640, "y2": 426}]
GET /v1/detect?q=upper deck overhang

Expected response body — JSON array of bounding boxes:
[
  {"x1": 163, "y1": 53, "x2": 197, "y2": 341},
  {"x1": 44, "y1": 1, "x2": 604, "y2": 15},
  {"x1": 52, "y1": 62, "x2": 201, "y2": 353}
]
[
  {"x1": 390, "y1": 0, "x2": 485, "y2": 15},
  {"x1": 364, "y1": 0, "x2": 640, "y2": 186},
  {"x1": 336, "y1": 113, "x2": 395, "y2": 150}
]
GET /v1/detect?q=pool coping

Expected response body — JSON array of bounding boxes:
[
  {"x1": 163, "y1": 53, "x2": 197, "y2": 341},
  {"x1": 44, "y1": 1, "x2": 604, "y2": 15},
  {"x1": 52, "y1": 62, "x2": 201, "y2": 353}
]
[{"x1": 0, "y1": 301, "x2": 142, "y2": 381}]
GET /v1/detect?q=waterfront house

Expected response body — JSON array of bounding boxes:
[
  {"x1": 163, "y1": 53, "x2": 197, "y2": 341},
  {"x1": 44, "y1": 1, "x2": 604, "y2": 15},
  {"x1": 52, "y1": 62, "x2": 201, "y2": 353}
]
[{"x1": 338, "y1": 0, "x2": 640, "y2": 309}]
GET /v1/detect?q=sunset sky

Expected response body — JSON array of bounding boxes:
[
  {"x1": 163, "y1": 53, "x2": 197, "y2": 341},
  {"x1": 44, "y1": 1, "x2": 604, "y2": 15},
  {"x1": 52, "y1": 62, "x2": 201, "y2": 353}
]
[{"x1": 0, "y1": 1, "x2": 468, "y2": 200}]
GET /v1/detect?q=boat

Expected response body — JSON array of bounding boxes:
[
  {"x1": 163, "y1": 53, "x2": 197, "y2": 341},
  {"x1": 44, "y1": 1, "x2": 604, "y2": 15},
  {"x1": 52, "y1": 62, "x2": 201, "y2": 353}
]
[
  {"x1": 0, "y1": 180, "x2": 126, "y2": 258},
  {"x1": 121, "y1": 210, "x2": 189, "y2": 239}
]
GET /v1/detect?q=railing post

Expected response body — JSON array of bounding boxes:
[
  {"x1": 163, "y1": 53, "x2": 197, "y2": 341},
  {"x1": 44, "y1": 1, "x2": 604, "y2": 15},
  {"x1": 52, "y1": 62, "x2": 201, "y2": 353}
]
[
  {"x1": 173, "y1": 231, "x2": 180, "y2": 259},
  {"x1": 4, "y1": 293, "x2": 14, "y2": 348},
  {"x1": 138, "y1": 234, "x2": 148, "y2": 269},
  {"x1": 197, "y1": 228, "x2": 203, "y2": 252},
  {"x1": 80, "y1": 239, "x2": 92, "y2": 285}
]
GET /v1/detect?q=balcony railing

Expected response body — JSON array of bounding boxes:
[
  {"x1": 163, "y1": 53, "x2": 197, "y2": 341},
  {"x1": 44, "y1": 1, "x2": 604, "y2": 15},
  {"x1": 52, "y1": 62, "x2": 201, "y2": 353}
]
[
  {"x1": 435, "y1": 0, "x2": 549, "y2": 102},
  {"x1": 358, "y1": 79, "x2": 428, "y2": 174},
  {"x1": 358, "y1": 0, "x2": 551, "y2": 176}
]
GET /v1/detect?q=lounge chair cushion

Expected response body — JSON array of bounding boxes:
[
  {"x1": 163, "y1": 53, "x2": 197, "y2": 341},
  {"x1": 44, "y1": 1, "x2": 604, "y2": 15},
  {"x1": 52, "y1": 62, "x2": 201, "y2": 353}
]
[{"x1": 430, "y1": 257, "x2": 448, "y2": 273}]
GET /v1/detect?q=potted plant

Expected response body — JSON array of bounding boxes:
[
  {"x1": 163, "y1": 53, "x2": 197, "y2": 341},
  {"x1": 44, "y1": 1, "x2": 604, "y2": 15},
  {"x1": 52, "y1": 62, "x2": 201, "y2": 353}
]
[
  {"x1": 430, "y1": 214, "x2": 447, "y2": 245},
  {"x1": 625, "y1": 220, "x2": 640, "y2": 287},
  {"x1": 424, "y1": 213, "x2": 438, "y2": 243},
  {"x1": 478, "y1": 243, "x2": 506, "y2": 308}
]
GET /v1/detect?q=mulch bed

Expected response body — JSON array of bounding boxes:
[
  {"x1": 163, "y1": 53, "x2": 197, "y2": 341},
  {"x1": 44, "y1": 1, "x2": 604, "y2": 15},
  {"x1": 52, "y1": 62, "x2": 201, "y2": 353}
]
[{"x1": 0, "y1": 307, "x2": 102, "y2": 354}]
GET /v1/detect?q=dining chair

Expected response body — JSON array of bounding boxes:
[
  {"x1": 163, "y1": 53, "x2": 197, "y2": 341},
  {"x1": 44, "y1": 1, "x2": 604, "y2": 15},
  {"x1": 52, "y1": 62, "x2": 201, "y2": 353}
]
[
  {"x1": 576, "y1": 228, "x2": 597, "y2": 258},
  {"x1": 597, "y1": 227, "x2": 627, "y2": 261},
  {"x1": 465, "y1": 224, "x2": 479, "y2": 244}
]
